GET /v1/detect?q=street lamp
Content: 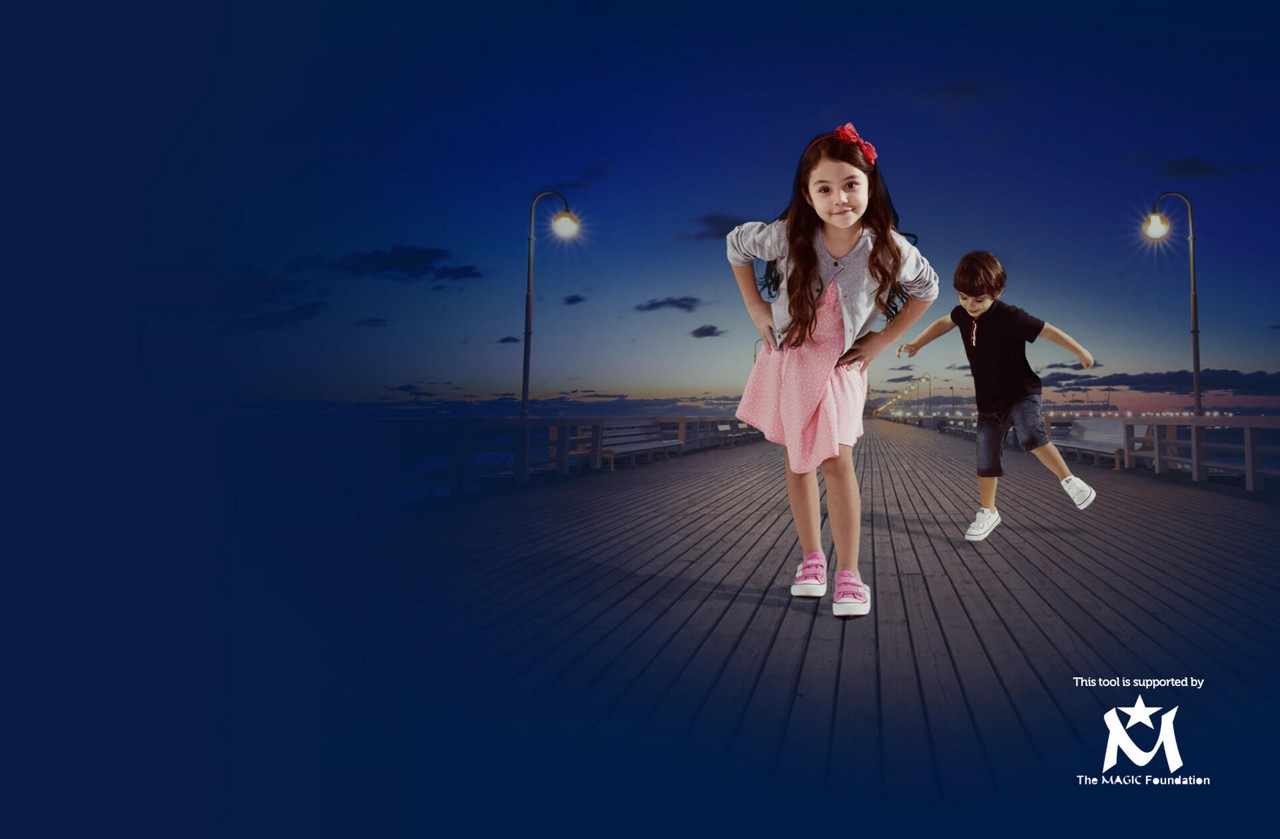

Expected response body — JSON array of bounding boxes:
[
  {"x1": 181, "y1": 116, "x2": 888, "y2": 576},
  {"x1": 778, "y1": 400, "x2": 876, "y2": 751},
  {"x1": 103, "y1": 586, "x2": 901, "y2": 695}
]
[
  {"x1": 523, "y1": 190, "x2": 581, "y2": 418},
  {"x1": 909, "y1": 373, "x2": 932, "y2": 415},
  {"x1": 1143, "y1": 192, "x2": 1201, "y2": 416}
]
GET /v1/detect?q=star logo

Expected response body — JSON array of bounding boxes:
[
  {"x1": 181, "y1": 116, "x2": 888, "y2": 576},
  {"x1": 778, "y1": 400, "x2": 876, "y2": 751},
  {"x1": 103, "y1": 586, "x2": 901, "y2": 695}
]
[
  {"x1": 1118, "y1": 695, "x2": 1162, "y2": 729},
  {"x1": 1102, "y1": 695, "x2": 1184, "y2": 773}
]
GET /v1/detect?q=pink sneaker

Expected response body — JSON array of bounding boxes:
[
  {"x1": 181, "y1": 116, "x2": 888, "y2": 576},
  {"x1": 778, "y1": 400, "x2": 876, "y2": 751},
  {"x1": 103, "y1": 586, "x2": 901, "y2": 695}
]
[
  {"x1": 833, "y1": 571, "x2": 871, "y2": 617},
  {"x1": 790, "y1": 551, "x2": 827, "y2": 597}
]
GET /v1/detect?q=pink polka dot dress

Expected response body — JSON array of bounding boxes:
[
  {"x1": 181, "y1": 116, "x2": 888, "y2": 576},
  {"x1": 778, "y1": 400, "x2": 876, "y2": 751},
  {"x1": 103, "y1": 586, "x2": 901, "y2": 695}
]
[{"x1": 736, "y1": 278, "x2": 867, "y2": 474}]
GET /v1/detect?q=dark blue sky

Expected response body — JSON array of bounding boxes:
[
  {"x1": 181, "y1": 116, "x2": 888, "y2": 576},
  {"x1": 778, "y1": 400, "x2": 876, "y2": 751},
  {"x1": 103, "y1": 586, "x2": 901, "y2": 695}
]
[{"x1": 119, "y1": 1, "x2": 1280, "y2": 415}]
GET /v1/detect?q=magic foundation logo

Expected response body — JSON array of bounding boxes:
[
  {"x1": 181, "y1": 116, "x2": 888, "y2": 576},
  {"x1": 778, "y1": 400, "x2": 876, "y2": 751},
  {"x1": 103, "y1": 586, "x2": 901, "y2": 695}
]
[{"x1": 1076, "y1": 693, "x2": 1212, "y2": 787}]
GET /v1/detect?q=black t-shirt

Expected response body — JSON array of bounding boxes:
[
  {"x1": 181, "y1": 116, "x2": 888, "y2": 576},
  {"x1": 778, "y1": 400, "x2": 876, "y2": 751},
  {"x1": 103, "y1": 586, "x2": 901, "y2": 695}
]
[{"x1": 950, "y1": 299, "x2": 1046, "y2": 413}]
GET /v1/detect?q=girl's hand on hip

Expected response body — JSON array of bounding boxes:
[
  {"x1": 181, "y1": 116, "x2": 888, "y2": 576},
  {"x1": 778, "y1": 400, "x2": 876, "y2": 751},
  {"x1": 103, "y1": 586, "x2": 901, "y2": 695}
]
[
  {"x1": 751, "y1": 309, "x2": 779, "y2": 353},
  {"x1": 840, "y1": 330, "x2": 889, "y2": 371}
]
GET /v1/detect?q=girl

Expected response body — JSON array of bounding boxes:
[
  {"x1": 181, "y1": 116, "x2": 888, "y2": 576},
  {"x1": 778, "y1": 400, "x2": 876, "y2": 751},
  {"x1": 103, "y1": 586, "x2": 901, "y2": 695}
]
[{"x1": 727, "y1": 121, "x2": 939, "y2": 617}]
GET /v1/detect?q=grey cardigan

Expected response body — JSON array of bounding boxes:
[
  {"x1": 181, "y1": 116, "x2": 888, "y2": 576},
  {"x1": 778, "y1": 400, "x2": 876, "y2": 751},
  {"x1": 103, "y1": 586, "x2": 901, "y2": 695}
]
[{"x1": 727, "y1": 220, "x2": 939, "y2": 352}]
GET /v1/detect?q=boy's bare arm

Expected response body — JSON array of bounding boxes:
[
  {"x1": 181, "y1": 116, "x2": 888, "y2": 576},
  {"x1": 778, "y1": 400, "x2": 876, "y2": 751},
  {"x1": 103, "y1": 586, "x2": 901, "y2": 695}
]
[
  {"x1": 896, "y1": 315, "x2": 956, "y2": 358},
  {"x1": 1039, "y1": 323, "x2": 1095, "y2": 369}
]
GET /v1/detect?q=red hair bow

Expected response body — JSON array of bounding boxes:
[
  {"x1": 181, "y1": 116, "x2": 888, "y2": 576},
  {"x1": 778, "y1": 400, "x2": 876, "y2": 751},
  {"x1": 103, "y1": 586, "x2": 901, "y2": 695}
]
[{"x1": 831, "y1": 122, "x2": 877, "y2": 165}]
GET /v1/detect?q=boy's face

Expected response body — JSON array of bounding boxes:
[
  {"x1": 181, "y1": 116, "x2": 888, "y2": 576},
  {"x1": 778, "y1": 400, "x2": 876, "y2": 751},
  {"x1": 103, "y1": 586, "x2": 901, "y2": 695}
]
[{"x1": 958, "y1": 290, "x2": 1000, "y2": 319}]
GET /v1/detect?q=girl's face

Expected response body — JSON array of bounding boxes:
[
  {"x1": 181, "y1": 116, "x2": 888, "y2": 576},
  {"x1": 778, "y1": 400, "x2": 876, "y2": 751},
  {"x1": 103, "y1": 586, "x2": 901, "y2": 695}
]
[{"x1": 804, "y1": 157, "x2": 868, "y2": 234}]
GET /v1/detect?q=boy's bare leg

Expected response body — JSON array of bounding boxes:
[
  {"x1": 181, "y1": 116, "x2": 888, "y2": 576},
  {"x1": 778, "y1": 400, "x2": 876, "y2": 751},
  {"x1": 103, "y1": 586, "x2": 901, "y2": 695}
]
[
  {"x1": 785, "y1": 448, "x2": 823, "y2": 556},
  {"x1": 820, "y1": 445, "x2": 860, "y2": 575},
  {"x1": 1029, "y1": 442, "x2": 1072, "y2": 481},
  {"x1": 979, "y1": 476, "x2": 998, "y2": 510}
]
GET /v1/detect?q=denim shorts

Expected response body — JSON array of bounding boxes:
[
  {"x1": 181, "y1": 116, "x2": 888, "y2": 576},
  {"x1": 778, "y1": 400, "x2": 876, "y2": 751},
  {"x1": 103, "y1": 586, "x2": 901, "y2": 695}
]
[{"x1": 975, "y1": 394, "x2": 1050, "y2": 477}]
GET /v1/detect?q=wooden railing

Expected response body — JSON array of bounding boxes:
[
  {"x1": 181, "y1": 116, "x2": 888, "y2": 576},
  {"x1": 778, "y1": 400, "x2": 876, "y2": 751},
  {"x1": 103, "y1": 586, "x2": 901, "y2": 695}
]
[
  {"x1": 403, "y1": 415, "x2": 761, "y2": 496},
  {"x1": 877, "y1": 413, "x2": 1280, "y2": 493},
  {"x1": 1123, "y1": 416, "x2": 1280, "y2": 492}
]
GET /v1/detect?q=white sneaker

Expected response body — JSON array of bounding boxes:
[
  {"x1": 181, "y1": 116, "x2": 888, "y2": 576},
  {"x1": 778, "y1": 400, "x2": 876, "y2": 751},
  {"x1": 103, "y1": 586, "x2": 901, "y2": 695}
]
[
  {"x1": 832, "y1": 570, "x2": 871, "y2": 617},
  {"x1": 790, "y1": 551, "x2": 827, "y2": 597},
  {"x1": 1061, "y1": 475, "x2": 1096, "y2": 510},
  {"x1": 965, "y1": 507, "x2": 1001, "y2": 541}
]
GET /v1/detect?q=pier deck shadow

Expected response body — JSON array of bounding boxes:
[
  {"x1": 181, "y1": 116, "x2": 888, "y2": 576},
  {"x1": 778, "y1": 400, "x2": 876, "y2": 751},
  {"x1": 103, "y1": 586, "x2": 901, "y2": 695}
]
[{"x1": 234, "y1": 417, "x2": 1280, "y2": 804}]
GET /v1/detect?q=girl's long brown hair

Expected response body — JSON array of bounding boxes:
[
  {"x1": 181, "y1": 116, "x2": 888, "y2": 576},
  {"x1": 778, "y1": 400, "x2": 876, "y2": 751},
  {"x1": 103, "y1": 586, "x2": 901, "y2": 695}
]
[{"x1": 761, "y1": 133, "x2": 911, "y2": 349}]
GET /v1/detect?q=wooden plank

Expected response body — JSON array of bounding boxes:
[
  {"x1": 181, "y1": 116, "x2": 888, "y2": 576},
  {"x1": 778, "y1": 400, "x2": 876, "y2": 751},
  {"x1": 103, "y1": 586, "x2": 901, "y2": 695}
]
[
  {"x1": 399, "y1": 417, "x2": 1280, "y2": 781},
  {"x1": 863, "y1": 429, "x2": 940, "y2": 794},
  {"x1": 874, "y1": 421, "x2": 1272, "y2": 712}
]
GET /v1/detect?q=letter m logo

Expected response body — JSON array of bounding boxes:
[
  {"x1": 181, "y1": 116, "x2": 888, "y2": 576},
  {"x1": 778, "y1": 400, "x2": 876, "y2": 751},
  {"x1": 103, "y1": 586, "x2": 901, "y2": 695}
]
[{"x1": 1102, "y1": 707, "x2": 1183, "y2": 773}]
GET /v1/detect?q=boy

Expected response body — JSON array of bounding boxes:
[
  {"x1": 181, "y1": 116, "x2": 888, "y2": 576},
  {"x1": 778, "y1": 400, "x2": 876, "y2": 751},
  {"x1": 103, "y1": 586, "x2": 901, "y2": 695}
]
[{"x1": 896, "y1": 251, "x2": 1096, "y2": 541}]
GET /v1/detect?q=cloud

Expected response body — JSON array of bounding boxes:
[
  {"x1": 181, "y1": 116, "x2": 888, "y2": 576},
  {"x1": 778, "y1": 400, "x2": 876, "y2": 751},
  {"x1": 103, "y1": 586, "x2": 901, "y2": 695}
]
[
  {"x1": 635, "y1": 296, "x2": 703, "y2": 313},
  {"x1": 290, "y1": 245, "x2": 484, "y2": 284},
  {"x1": 979, "y1": 125, "x2": 1019, "y2": 147},
  {"x1": 912, "y1": 80, "x2": 999, "y2": 115},
  {"x1": 1040, "y1": 372, "x2": 1093, "y2": 387},
  {"x1": 1038, "y1": 369, "x2": 1280, "y2": 397},
  {"x1": 220, "y1": 301, "x2": 328, "y2": 334},
  {"x1": 352, "y1": 317, "x2": 387, "y2": 328},
  {"x1": 333, "y1": 245, "x2": 449, "y2": 278},
  {"x1": 193, "y1": 267, "x2": 327, "y2": 337},
  {"x1": 217, "y1": 274, "x2": 318, "y2": 314},
  {"x1": 281, "y1": 255, "x2": 328, "y2": 274},
  {"x1": 1043, "y1": 361, "x2": 1104, "y2": 370},
  {"x1": 691, "y1": 325, "x2": 725, "y2": 338},
  {"x1": 918, "y1": 81, "x2": 990, "y2": 103},
  {"x1": 1157, "y1": 157, "x2": 1262, "y2": 179},
  {"x1": 886, "y1": 375, "x2": 915, "y2": 383},
  {"x1": 433, "y1": 265, "x2": 483, "y2": 280},
  {"x1": 497, "y1": 336, "x2": 520, "y2": 344},
  {"x1": 679, "y1": 213, "x2": 742, "y2": 240},
  {"x1": 364, "y1": 391, "x2": 750, "y2": 418},
  {"x1": 947, "y1": 363, "x2": 971, "y2": 371},
  {"x1": 388, "y1": 384, "x2": 434, "y2": 398},
  {"x1": 1128, "y1": 148, "x2": 1160, "y2": 168},
  {"x1": 890, "y1": 364, "x2": 914, "y2": 371},
  {"x1": 564, "y1": 295, "x2": 586, "y2": 305},
  {"x1": 549, "y1": 160, "x2": 613, "y2": 192}
]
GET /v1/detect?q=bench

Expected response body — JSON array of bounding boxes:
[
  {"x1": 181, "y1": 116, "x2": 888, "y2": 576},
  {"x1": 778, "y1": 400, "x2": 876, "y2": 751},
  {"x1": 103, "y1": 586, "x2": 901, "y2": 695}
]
[
  {"x1": 938, "y1": 417, "x2": 977, "y2": 440},
  {"x1": 1056, "y1": 417, "x2": 1124, "y2": 469},
  {"x1": 600, "y1": 420, "x2": 683, "y2": 471},
  {"x1": 716, "y1": 420, "x2": 761, "y2": 447}
]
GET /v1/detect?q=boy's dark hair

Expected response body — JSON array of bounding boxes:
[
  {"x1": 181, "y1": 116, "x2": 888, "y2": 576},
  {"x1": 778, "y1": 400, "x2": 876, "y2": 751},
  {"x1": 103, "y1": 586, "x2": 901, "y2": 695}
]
[{"x1": 953, "y1": 251, "x2": 1006, "y2": 297}]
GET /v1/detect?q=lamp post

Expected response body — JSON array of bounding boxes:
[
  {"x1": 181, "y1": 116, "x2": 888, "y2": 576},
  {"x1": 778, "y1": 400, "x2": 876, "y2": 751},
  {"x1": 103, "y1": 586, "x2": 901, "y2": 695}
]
[
  {"x1": 910, "y1": 373, "x2": 932, "y2": 415},
  {"x1": 522, "y1": 190, "x2": 580, "y2": 418},
  {"x1": 1143, "y1": 192, "x2": 1201, "y2": 416},
  {"x1": 950, "y1": 386, "x2": 955, "y2": 415}
]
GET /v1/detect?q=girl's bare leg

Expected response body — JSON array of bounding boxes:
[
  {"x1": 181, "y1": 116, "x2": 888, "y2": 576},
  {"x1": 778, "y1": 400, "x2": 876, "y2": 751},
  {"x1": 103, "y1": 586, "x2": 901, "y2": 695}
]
[
  {"x1": 820, "y1": 444, "x2": 860, "y2": 575},
  {"x1": 784, "y1": 448, "x2": 823, "y2": 556}
]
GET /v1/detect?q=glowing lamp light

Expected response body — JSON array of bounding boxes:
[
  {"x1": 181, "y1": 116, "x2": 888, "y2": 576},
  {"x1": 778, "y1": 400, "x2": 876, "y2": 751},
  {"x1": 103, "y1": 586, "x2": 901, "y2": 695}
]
[
  {"x1": 551, "y1": 210, "x2": 581, "y2": 239},
  {"x1": 522, "y1": 191, "x2": 581, "y2": 418},
  {"x1": 1143, "y1": 211, "x2": 1170, "y2": 240}
]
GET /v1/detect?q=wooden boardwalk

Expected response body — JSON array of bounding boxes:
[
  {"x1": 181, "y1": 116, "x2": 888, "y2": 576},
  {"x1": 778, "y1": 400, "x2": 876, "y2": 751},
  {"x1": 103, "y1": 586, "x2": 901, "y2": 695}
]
[{"x1": 236, "y1": 417, "x2": 1280, "y2": 811}]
